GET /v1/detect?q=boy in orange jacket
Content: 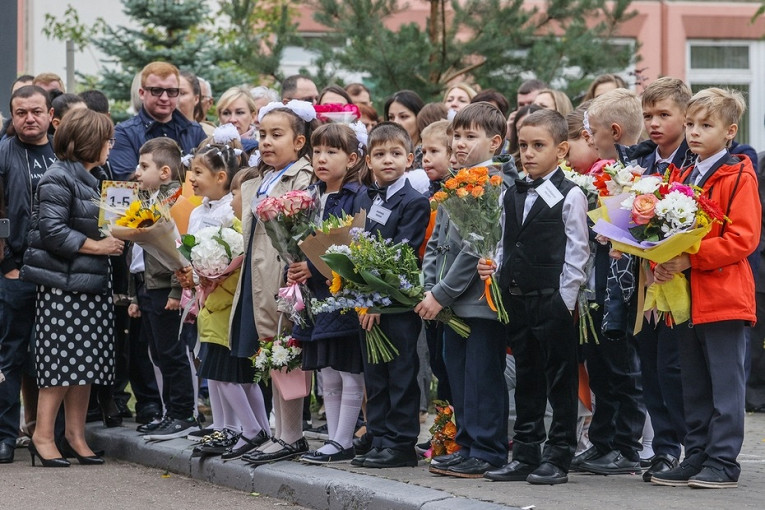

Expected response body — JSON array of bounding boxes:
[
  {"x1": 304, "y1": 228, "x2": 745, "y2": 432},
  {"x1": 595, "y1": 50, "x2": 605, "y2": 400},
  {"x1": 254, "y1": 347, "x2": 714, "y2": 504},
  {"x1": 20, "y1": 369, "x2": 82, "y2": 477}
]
[{"x1": 650, "y1": 88, "x2": 760, "y2": 489}]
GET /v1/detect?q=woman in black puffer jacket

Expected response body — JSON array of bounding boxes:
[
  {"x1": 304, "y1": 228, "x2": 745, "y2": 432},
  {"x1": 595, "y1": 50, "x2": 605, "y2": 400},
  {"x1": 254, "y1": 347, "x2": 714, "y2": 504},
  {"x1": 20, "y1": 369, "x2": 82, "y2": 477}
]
[{"x1": 21, "y1": 108, "x2": 124, "y2": 467}]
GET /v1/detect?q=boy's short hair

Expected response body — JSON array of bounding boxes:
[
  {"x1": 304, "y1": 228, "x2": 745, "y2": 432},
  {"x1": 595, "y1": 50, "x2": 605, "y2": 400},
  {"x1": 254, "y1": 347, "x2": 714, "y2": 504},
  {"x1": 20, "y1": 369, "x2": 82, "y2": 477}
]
[
  {"x1": 139, "y1": 138, "x2": 182, "y2": 181},
  {"x1": 687, "y1": 88, "x2": 746, "y2": 127},
  {"x1": 416, "y1": 102, "x2": 448, "y2": 134},
  {"x1": 642, "y1": 77, "x2": 692, "y2": 110},
  {"x1": 420, "y1": 119, "x2": 451, "y2": 151},
  {"x1": 140, "y1": 62, "x2": 180, "y2": 87},
  {"x1": 367, "y1": 122, "x2": 413, "y2": 154},
  {"x1": 519, "y1": 109, "x2": 568, "y2": 145},
  {"x1": 452, "y1": 102, "x2": 506, "y2": 139},
  {"x1": 587, "y1": 88, "x2": 642, "y2": 141}
]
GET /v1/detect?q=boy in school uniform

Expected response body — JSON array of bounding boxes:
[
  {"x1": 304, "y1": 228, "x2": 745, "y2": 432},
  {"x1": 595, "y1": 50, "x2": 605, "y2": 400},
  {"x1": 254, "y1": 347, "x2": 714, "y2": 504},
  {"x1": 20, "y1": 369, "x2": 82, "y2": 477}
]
[
  {"x1": 352, "y1": 122, "x2": 431, "y2": 468},
  {"x1": 127, "y1": 138, "x2": 198, "y2": 439},
  {"x1": 651, "y1": 88, "x2": 760, "y2": 489},
  {"x1": 479, "y1": 109, "x2": 589, "y2": 485},
  {"x1": 417, "y1": 103, "x2": 510, "y2": 478}
]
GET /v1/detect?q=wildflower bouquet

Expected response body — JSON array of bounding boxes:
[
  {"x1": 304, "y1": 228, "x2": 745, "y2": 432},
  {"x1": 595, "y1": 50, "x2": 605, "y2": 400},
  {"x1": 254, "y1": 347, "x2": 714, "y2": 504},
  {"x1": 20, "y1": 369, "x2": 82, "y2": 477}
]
[
  {"x1": 106, "y1": 187, "x2": 187, "y2": 271},
  {"x1": 431, "y1": 166, "x2": 508, "y2": 323},
  {"x1": 251, "y1": 334, "x2": 303, "y2": 384},
  {"x1": 427, "y1": 401, "x2": 459, "y2": 458},
  {"x1": 255, "y1": 189, "x2": 319, "y2": 326},
  {"x1": 313, "y1": 229, "x2": 470, "y2": 363},
  {"x1": 591, "y1": 172, "x2": 727, "y2": 326}
]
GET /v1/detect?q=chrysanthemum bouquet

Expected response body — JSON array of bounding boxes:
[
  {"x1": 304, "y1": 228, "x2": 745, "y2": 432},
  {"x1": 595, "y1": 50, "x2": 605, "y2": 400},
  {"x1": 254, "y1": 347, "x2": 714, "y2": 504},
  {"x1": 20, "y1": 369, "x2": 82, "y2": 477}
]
[
  {"x1": 251, "y1": 334, "x2": 303, "y2": 384},
  {"x1": 106, "y1": 188, "x2": 187, "y2": 271},
  {"x1": 591, "y1": 171, "x2": 727, "y2": 326},
  {"x1": 255, "y1": 189, "x2": 319, "y2": 326},
  {"x1": 313, "y1": 229, "x2": 470, "y2": 363},
  {"x1": 431, "y1": 166, "x2": 508, "y2": 323}
]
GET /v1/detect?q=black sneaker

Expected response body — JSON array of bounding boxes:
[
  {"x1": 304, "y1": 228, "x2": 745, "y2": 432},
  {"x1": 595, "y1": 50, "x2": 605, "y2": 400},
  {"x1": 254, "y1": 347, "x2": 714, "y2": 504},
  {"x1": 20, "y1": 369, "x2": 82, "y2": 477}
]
[
  {"x1": 137, "y1": 415, "x2": 168, "y2": 434},
  {"x1": 687, "y1": 466, "x2": 738, "y2": 489},
  {"x1": 142, "y1": 417, "x2": 199, "y2": 441},
  {"x1": 651, "y1": 460, "x2": 703, "y2": 486}
]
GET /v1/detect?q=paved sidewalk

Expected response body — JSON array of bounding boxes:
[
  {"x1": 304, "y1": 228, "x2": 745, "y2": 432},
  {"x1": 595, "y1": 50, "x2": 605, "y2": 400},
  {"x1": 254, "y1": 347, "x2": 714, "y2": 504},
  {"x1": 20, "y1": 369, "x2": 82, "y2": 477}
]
[{"x1": 85, "y1": 413, "x2": 765, "y2": 510}]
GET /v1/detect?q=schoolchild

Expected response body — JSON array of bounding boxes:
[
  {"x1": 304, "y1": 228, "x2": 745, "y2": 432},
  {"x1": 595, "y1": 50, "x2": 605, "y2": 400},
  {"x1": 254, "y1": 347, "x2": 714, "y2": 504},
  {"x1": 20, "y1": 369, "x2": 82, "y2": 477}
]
[
  {"x1": 126, "y1": 138, "x2": 197, "y2": 439},
  {"x1": 651, "y1": 88, "x2": 760, "y2": 489},
  {"x1": 237, "y1": 100, "x2": 318, "y2": 465},
  {"x1": 351, "y1": 122, "x2": 430, "y2": 468},
  {"x1": 564, "y1": 104, "x2": 645, "y2": 476},
  {"x1": 478, "y1": 109, "x2": 589, "y2": 485},
  {"x1": 291, "y1": 123, "x2": 367, "y2": 464},
  {"x1": 418, "y1": 102, "x2": 510, "y2": 478}
]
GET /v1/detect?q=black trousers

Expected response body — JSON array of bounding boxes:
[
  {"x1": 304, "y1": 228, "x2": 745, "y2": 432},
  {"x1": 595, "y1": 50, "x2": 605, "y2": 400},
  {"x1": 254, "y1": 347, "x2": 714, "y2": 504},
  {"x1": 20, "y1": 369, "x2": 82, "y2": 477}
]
[
  {"x1": 635, "y1": 318, "x2": 687, "y2": 458},
  {"x1": 582, "y1": 307, "x2": 645, "y2": 461},
  {"x1": 506, "y1": 291, "x2": 578, "y2": 470},
  {"x1": 680, "y1": 320, "x2": 746, "y2": 480},
  {"x1": 138, "y1": 284, "x2": 193, "y2": 419},
  {"x1": 444, "y1": 317, "x2": 508, "y2": 466},
  {"x1": 425, "y1": 321, "x2": 451, "y2": 402},
  {"x1": 746, "y1": 292, "x2": 765, "y2": 409},
  {"x1": 362, "y1": 312, "x2": 421, "y2": 450}
]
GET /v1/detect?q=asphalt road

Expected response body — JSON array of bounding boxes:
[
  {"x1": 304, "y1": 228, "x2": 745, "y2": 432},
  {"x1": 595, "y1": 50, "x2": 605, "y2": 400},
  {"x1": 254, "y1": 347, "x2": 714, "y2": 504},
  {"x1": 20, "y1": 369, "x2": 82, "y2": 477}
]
[{"x1": 0, "y1": 454, "x2": 306, "y2": 510}]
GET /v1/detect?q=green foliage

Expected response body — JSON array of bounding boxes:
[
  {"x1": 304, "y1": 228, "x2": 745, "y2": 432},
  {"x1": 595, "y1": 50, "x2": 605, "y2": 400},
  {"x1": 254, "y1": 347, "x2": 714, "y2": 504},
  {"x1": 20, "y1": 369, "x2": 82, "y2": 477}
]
[
  {"x1": 310, "y1": 0, "x2": 637, "y2": 105},
  {"x1": 42, "y1": 4, "x2": 90, "y2": 51}
]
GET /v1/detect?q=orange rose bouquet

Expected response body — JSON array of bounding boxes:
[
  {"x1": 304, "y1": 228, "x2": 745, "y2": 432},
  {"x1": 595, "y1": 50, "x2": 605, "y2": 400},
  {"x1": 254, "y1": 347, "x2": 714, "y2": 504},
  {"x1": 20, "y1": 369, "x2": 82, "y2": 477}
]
[
  {"x1": 426, "y1": 401, "x2": 460, "y2": 458},
  {"x1": 431, "y1": 166, "x2": 508, "y2": 323}
]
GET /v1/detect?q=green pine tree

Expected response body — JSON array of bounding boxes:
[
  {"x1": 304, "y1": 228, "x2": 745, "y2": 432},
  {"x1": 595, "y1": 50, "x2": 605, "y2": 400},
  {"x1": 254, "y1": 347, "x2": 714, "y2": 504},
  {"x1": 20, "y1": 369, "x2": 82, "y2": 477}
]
[{"x1": 309, "y1": 0, "x2": 638, "y2": 105}]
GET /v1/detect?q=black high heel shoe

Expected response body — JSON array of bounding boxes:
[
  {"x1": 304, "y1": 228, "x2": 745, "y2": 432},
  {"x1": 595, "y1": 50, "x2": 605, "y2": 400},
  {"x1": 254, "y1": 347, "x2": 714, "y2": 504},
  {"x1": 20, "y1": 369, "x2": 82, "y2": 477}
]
[
  {"x1": 60, "y1": 438, "x2": 105, "y2": 465},
  {"x1": 29, "y1": 441, "x2": 70, "y2": 468}
]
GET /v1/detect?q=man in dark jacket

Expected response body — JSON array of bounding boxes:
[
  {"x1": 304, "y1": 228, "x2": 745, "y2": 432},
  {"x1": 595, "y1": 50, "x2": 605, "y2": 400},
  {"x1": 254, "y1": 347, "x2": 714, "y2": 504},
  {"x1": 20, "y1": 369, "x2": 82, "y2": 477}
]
[
  {"x1": 110, "y1": 62, "x2": 206, "y2": 180},
  {"x1": 0, "y1": 85, "x2": 55, "y2": 463}
]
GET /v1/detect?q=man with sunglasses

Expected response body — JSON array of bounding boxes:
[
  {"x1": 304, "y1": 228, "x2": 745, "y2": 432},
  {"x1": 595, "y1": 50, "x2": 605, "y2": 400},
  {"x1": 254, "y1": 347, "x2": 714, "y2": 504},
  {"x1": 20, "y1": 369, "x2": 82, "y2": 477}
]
[{"x1": 111, "y1": 62, "x2": 205, "y2": 180}]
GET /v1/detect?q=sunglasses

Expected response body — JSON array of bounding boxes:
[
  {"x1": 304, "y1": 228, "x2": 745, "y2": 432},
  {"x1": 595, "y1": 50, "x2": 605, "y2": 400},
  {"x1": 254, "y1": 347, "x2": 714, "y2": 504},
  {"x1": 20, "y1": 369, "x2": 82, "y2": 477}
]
[{"x1": 145, "y1": 87, "x2": 180, "y2": 98}]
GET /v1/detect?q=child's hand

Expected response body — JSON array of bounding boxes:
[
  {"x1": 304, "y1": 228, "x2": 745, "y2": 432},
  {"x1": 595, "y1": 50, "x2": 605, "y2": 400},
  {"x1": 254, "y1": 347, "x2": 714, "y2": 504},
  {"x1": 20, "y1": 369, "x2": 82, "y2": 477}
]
[
  {"x1": 287, "y1": 262, "x2": 310, "y2": 284},
  {"x1": 654, "y1": 254, "x2": 691, "y2": 283},
  {"x1": 609, "y1": 248, "x2": 623, "y2": 260},
  {"x1": 128, "y1": 303, "x2": 141, "y2": 318},
  {"x1": 175, "y1": 266, "x2": 194, "y2": 289},
  {"x1": 414, "y1": 292, "x2": 443, "y2": 320},
  {"x1": 595, "y1": 234, "x2": 609, "y2": 245},
  {"x1": 477, "y1": 258, "x2": 496, "y2": 281},
  {"x1": 359, "y1": 312, "x2": 381, "y2": 331},
  {"x1": 165, "y1": 298, "x2": 181, "y2": 311},
  {"x1": 198, "y1": 275, "x2": 213, "y2": 288}
]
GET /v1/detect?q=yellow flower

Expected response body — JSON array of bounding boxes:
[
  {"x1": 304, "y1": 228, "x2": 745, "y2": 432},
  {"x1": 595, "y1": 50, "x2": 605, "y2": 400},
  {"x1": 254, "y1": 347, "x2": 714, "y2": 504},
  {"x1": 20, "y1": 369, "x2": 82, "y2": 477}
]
[
  {"x1": 355, "y1": 306, "x2": 368, "y2": 316},
  {"x1": 329, "y1": 271, "x2": 343, "y2": 294}
]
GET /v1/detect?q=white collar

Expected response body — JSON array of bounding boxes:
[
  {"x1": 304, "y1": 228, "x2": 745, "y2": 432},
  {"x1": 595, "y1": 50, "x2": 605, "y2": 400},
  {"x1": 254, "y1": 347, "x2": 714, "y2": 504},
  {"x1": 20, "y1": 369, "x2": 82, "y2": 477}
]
[
  {"x1": 654, "y1": 146, "x2": 680, "y2": 165},
  {"x1": 378, "y1": 175, "x2": 406, "y2": 200},
  {"x1": 695, "y1": 148, "x2": 728, "y2": 181}
]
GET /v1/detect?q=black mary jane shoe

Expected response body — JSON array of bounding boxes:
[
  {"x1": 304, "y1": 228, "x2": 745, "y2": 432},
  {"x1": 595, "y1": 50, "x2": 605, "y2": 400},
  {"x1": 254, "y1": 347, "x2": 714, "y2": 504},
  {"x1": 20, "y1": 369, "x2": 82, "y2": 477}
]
[
  {"x1": 221, "y1": 430, "x2": 270, "y2": 461},
  {"x1": 300, "y1": 440, "x2": 355, "y2": 464},
  {"x1": 246, "y1": 438, "x2": 309, "y2": 466},
  {"x1": 60, "y1": 438, "x2": 105, "y2": 465},
  {"x1": 28, "y1": 441, "x2": 70, "y2": 468}
]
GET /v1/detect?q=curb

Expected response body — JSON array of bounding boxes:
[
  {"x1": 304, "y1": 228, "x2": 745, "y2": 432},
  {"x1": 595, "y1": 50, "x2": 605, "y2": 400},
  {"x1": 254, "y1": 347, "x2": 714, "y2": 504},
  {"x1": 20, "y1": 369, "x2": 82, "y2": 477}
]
[{"x1": 85, "y1": 424, "x2": 518, "y2": 509}]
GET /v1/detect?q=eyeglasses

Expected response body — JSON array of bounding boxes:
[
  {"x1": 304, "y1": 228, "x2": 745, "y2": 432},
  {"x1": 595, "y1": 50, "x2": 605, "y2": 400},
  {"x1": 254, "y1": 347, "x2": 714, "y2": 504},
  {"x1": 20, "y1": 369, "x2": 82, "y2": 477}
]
[
  {"x1": 108, "y1": 138, "x2": 116, "y2": 148},
  {"x1": 145, "y1": 87, "x2": 180, "y2": 98}
]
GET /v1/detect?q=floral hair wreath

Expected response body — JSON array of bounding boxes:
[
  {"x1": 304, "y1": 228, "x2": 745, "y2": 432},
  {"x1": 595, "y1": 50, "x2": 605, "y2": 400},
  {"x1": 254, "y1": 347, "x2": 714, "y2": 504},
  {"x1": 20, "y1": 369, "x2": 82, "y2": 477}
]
[{"x1": 258, "y1": 99, "x2": 317, "y2": 124}]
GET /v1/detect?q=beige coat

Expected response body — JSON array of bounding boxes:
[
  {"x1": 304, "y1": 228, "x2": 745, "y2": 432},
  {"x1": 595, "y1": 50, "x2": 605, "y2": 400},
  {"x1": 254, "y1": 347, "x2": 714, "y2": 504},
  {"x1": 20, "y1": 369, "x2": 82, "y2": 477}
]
[{"x1": 229, "y1": 157, "x2": 314, "y2": 340}]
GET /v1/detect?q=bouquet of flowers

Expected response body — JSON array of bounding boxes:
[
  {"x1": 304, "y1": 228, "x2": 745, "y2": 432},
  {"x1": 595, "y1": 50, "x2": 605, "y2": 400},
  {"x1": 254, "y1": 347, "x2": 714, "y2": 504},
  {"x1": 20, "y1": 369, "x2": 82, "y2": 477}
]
[
  {"x1": 298, "y1": 211, "x2": 366, "y2": 280},
  {"x1": 255, "y1": 189, "x2": 319, "y2": 326},
  {"x1": 251, "y1": 333, "x2": 303, "y2": 384},
  {"x1": 562, "y1": 164, "x2": 599, "y2": 209},
  {"x1": 591, "y1": 172, "x2": 727, "y2": 326},
  {"x1": 106, "y1": 188, "x2": 187, "y2": 271},
  {"x1": 431, "y1": 166, "x2": 508, "y2": 323},
  {"x1": 592, "y1": 161, "x2": 645, "y2": 197},
  {"x1": 312, "y1": 229, "x2": 470, "y2": 363},
  {"x1": 427, "y1": 401, "x2": 459, "y2": 458},
  {"x1": 313, "y1": 103, "x2": 360, "y2": 123},
  {"x1": 178, "y1": 223, "x2": 245, "y2": 308}
]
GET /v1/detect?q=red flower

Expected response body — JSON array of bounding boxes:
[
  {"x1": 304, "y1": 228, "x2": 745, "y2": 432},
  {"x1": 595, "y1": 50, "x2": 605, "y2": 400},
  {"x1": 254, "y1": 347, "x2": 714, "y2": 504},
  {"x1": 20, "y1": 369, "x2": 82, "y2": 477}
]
[{"x1": 697, "y1": 195, "x2": 726, "y2": 222}]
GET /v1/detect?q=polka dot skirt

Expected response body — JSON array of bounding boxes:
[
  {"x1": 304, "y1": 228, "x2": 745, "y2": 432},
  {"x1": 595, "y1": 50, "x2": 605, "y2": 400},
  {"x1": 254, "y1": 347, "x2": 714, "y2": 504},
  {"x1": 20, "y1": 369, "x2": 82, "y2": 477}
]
[{"x1": 34, "y1": 285, "x2": 115, "y2": 388}]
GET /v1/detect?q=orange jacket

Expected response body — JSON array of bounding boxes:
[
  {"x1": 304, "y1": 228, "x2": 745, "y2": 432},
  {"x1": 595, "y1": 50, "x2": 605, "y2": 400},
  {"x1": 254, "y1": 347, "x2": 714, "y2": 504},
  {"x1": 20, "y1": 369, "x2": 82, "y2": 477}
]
[{"x1": 671, "y1": 153, "x2": 760, "y2": 325}]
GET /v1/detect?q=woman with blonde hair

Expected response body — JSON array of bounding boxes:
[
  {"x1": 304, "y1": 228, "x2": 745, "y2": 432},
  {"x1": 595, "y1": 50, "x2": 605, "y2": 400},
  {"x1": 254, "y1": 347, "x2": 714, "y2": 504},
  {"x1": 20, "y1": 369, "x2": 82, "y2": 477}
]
[
  {"x1": 216, "y1": 86, "x2": 258, "y2": 154},
  {"x1": 533, "y1": 88, "x2": 574, "y2": 116},
  {"x1": 443, "y1": 83, "x2": 477, "y2": 114}
]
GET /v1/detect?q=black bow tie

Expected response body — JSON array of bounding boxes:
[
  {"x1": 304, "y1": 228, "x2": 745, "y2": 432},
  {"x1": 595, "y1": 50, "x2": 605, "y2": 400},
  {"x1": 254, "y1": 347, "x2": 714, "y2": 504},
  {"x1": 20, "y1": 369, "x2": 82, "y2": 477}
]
[
  {"x1": 515, "y1": 178, "x2": 543, "y2": 194},
  {"x1": 368, "y1": 183, "x2": 388, "y2": 202}
]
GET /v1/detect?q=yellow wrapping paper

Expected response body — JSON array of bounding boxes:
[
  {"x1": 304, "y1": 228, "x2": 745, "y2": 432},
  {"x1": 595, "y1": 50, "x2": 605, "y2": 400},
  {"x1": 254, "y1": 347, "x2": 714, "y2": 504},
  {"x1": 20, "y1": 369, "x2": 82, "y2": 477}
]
[{"x1": 643, "y1": 273, "x2": 691, "y2": 325}]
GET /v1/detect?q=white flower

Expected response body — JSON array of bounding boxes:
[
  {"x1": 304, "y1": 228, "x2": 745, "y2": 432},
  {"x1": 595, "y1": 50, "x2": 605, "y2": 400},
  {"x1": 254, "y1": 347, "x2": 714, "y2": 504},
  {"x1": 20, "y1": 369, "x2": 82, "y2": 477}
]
[
  {"x1": 254, "y1": 350, "x2": 269, "y2": 370},
  {"x1": 326, "y1": 244, "x2": 352, "y2": 256},
  {"x1": 620, "y1": 195, "x2": 635, "y2": 210},
  {"x1": 631, "y1": 176, "x2": 662, "y2": 195},
  {"x1": 271, "y1": 344, "x2": 290, "y2": 367},
  {"x1": 654, "y1": 191, "x2": 697, "y2": 235},
  {"x1": 612, "y1": 167, "x2": 637, "y2": 187},
  {"x1": 190, "y1": 227, "x2": 231, "y2": 275},
  {"x1": 563, "y1": 170, "x2": 597, "y2": 195},
  {"x1": 213, "y1": 123, "x2": 241, "y2": 144},
  {"x1": 219, "y1": 227, "x2": 244, "y2": 257}
]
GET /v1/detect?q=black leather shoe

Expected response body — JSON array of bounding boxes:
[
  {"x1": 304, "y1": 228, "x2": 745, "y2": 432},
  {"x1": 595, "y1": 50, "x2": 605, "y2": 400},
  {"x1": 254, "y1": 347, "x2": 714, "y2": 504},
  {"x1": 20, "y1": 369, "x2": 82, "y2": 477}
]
[
  {"x1": 351, "y1": 447, "x2": 379, "y2": 466},
  {"x1": 60, "y1": 438, "x2": 105, "y2": 464},
  {"x1": 445, "y1": 457, "x2": 499, "y2": 478},
  {"x1": 245, "y1": 438, "x2": 309, "y2": 466},
  {"x1": 115, "y1": 399, "x2": 133, "y2": 419},
  {"x1": 484, "y1": 460, "x2": 538, "y2": 481},
  {"x1": 642, "y1": 453, "x2": 678, "y2": 482},
  {"x1": 527, "y1": 462, "x2": 568, "y2": 485},
  {"x1": 569, "y1": 446, "x2": 600, "y2": 472},
  {"x1": 220, "y1": 430, "x2": 270, "y2": 461},
  {"x1": 687, "y1": 466, "x2": 738, "y2": 489},
  {"x1": 0, "y1": 442, "x2": 14, "y2": 463},
  {"x1": 429, "y1": 452, "x2": 466, "y2": 475},
  {"x1": 579, "y1": 450, "x2": 641, "y2": 475},
  {"x1": 300, "y1": 440, "x2": 355, "y2": 464},
  {"x1": 135, "y1": 403, "x2": 162, "y2": 425},
  {"x1": 651, "y1": 459, "x2": 702, "y2": 487},
  {"x1": 353, "y1": 432, "x2": 373, "y2": 456},
  {"x1": 362, "y1": 447, "x2": 418, "y2": 468}
]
